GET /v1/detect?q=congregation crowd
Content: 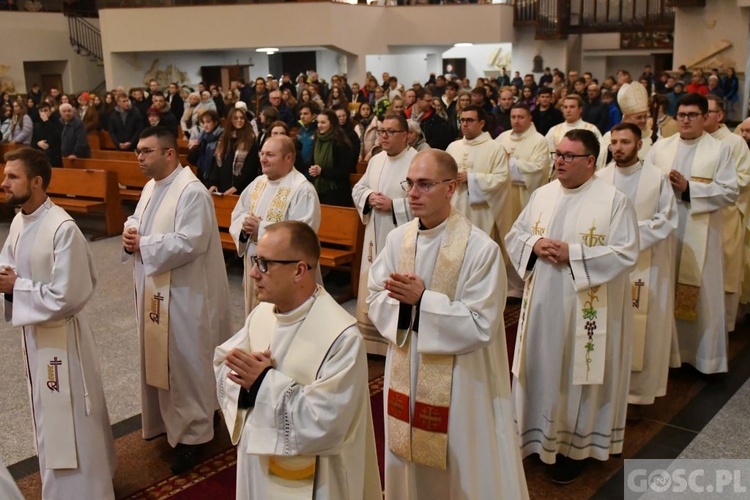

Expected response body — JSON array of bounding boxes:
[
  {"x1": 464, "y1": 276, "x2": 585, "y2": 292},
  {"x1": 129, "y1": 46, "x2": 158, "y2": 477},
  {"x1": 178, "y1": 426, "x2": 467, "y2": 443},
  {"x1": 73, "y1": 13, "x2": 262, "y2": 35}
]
[{"x1": 1, "y1": 62, "x2": 750, "y2": 499}]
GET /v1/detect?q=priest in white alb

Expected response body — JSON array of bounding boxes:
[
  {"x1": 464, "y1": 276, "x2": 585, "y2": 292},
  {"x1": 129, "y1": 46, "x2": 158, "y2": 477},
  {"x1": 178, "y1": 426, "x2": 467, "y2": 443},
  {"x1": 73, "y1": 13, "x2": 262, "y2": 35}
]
[
  {"x1": 596, "y1": 82, "x2": 653, "y2": 169},
  {"x1": 123, "y1": 126, "x2": 232, "y2": 474},
  {"x1": 644, "y1": 93, "x2": 738, "y2": 374},
  {"x1": 215, "y1": 221, "x2": 382, "y2": 500},
  {"x1": 597, "y1": 123, "x2": 678, "y2": 407},
  {"x1": 0, "y1": 147, "x2": 116, "y2": 499},
  {"x1": 506, "y1": 129, "x2": 639, "y2": 483},
  {"x1": 352, "y1": 112, "x2": 416, "y2": 355},
  {"x1": 230, "y1": 135, "x2": 320, "y2": 315},
  {"x1": 546, "y1": 94, "x2": 602, "y2": 153},
  {"x1": 704, "y1": 95, "x2": 750, "y2": 332},
  {"x1": 368, "y1": 150, "x2": 528, "y2": 499},
  {"x1": 496, "y1": 103, "x2": 550, "y2": 297}
]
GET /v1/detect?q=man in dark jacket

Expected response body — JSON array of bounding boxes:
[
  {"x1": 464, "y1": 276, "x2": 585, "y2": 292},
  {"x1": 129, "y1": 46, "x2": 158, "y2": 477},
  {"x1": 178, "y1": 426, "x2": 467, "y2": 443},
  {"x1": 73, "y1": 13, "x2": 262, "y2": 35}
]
[
  {"x1": 166, "y1": 82, "x2": 184, "y2": 123},
  {"x1": 531, "y1": 87, "x2": 563, "y2": 135},
  {"x1": 268, "y1": 90, "x2": 295, "y2": 128},
  {"x1": 582, "y1": 83, "x2": 609, "y2": 134},
  {"x1": 31, "y1": 102, "x2": 62, "y2": 167},
  {"x1": 60, "y1": 103, "x2": 91, "y2": 159},
  {"x1": 407, "y1": 88, "x2": 453, "y2": 150},
  {"x1": 108, "y1": 93, "x2": 143, "y2": 151},
  {"x1": 150, "y1": 92, "x2": 179, "y2": 137}
]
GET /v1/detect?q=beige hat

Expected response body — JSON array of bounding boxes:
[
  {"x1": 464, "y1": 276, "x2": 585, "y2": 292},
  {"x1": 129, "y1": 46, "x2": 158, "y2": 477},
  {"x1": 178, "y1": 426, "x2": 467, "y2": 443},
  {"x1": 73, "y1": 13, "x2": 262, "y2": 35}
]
[{"x1": 617, "y1": 82, "x2": 649, "y2": 115}]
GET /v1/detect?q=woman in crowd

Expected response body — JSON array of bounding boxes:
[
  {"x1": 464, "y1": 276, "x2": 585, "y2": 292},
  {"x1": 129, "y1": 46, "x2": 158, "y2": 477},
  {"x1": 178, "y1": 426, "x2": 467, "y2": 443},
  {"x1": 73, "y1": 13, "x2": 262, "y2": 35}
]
[
  {"x1": 373, "y1": 86, "x2": 390, "y2": 120},
  {"x1": 254, "y1": 106, "x2": 278, "y2": 150},
  {"x1": 0, "y1": 104, "x2": 11, "y2": 140},
  {"x1": 206, "y1": 107, "x2": 261, "y2": 196},
  {"x1": 407, "y1": 118, "x2": 430, "y2": 152},
  {"x1": 431, "y1": 97, "x2": 449, "y2": 122},
  {"x1": 180, "y1": 92, "x2": 202, "y2": 140},
  {"x1": 5, "y1": 100, "x2": 33, "y2": 145},
  {"x1": 98, "y1": 92, "x2": 116, "y2": 131},
  {"x1": 327, "y1": 85, "x2": 348, "y2": 109},
  {"x1": 269, "y1": 120, "x2": 289, "y2": 137},
  {"x1": 356, "y1": 102, "x2": 379, "y2": 162},
  {"x1": 296, "y1": 88, "x2": 318, "y2": 115},
  {"x1": 521, "y1": 85, "x2": 537, "y2": 111},
  {"x1": 334, "y1": 106, "x2": 361, "y2": 169},
  {"x1": 388, "y1": 96, "x2": 405, "y2": 116},
  {"x1": 26, "y1": 97, "x2": 40, "y2": 123},
  {"x1": 452, "y1": 91, "x2": 472, "y2": 138},
  {"x1": 308, "y1": 108, "x2": 354, "y2": 206},
  {"x1": 187, "y1": 109, "x2": 223, "y2": 186},
  {"x1": 281, "y1": 89, "x2": 297, "y2": 114}
]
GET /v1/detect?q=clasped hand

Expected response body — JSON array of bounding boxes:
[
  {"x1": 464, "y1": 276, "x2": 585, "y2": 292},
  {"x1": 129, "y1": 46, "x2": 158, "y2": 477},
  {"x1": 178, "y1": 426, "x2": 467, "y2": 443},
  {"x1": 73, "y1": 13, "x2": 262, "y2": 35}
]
[
  {"x1": 225, "y1": 348, "x2": 273, "y2": 390},
  {"x1": 533, "y1": 238, "x2": 570, "y2": 264},
  {"x1": 384, "y1": 272, "x2": 425, "y2": 305}
]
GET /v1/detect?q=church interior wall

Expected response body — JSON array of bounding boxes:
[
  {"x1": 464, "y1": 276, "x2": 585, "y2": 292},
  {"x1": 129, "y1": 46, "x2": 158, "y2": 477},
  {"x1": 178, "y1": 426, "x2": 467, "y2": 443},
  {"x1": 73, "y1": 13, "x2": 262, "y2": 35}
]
[
  {"x1": 0, "y1": 12, "x2": 103, "y2": 94},
  {"x1": 511, "y1": 26, "x2": 569, "y2": 81}
]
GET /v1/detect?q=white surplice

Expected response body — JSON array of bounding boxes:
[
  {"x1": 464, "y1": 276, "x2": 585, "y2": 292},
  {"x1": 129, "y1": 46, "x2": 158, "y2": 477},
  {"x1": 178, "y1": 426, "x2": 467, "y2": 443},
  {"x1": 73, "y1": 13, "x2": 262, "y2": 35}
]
[
  {"x1": 352, "y1": 147, "x2": 416, "y2": 355},
  {"x1": 645, "y1": 133, "x2": 738, "y2": 374},
  {"x1": 123, "y1": 166, "x2": 232, "y2": 446},
  {"x1": 367, "y1": 220, "x2": 529, "y2": 500},
  {"x1": 545, "y1": 119, "x2": 602, "y2": 152},
  {"x1": 214, "y1": 289, "x2": 382, "y2": 500},
  {"x1": 0, "y1": 457, "x2": 22, "y2": 500},
  {"x1": 497, "y1": 125, "x2": 550, "y2": 297},
  {"x1": 711, "y1": 125, "x2": 750, "y2": 332},
  {"x1": 2, "y1": 198, "x2": 116, "y2": 500},
  {"x1": 505, "y1": 177, "x2": 639, "y2": 463},
  {"x1": 598, "y1": 163, "x2": 679, "y2": 405},
  {"x1": 229, "y1": 169, "x2": 321, "y2": 315}
]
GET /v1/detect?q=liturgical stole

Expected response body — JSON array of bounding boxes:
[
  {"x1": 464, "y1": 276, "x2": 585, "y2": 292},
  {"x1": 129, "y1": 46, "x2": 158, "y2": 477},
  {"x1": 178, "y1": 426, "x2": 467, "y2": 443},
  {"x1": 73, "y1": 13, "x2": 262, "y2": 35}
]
[
  {"x1": 597, "y1": 163, "x2": 661, "y2": 371},
  {"x1": 9, "y1": 204, "x2": 80, "y2": 469},
  {"x1": 243, "y1": 173, "x2": 307, "y2": 314},
  {"x1": 654, "y1": 135, "x2": 717, "y2": 321},
  {"x1": 387, "y1": 210, "x2": 472, "y2": 469},
  {"x1": 220, "y1": 287, "x2": 356, "y2": 499},
  {"x1": 138, "y1": 167, "x2": 198, "y2": 390},
  {"x1": 513, "y1": 180, "x2": 616, "y2": 385}
]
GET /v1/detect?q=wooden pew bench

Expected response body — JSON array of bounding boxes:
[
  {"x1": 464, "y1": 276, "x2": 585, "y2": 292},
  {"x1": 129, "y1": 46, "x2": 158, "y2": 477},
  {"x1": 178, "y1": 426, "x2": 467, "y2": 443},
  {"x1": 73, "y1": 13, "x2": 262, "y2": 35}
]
[
  {"x1": 211, "y1": 194, "x2": 240, "y2": 252},
  {"x1": 90, "y1": 149, "x2": 190, "y2": 167},
  {"x1": 0, "y1": 168, "x2": 124, "y2": 239},
  {"x1": 63, "y1": 157, "x2": 147, "y2": 202},
  {"x1": 318, "y1": 205, "x2": 364, "y2": 300}
]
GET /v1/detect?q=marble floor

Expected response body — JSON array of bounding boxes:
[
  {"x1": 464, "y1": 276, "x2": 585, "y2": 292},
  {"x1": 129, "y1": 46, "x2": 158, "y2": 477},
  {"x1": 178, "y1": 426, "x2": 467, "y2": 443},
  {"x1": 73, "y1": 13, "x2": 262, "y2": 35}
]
[{"x1": 3, "y1": 217, "x2": 750, "y2": 499}]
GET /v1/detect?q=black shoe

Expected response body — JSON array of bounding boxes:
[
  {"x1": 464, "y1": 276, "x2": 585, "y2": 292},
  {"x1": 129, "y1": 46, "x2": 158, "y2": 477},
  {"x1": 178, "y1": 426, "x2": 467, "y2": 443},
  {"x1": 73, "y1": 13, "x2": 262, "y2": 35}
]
[
  {"x1": 214, "y1": 410, "x2": 222, "y2": 428},
  {"x1": 549, "y1": 455, "x2": 585, "y2": 485},
  {"x1": 170, "y1": 444, "x2": 202, "y2": 475}
]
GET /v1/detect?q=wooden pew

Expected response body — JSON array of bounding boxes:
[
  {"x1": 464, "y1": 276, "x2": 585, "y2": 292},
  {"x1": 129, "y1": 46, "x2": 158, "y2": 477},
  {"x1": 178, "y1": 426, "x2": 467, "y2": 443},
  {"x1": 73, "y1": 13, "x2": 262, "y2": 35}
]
[
  {"x1": 211, "y1": 193, "x2": 240, "y2": 251},
  {"x1": 318, "y1": 205, "x2": 364, "y2": 300},
  {"x1": 0, "y1": 168, "x2": 125, "y2": 239},
  {"x1": 63, "y1": 157, "x2": 147, "y2": 202},
  {"x1": 90, "y1": 149, "x2": 190, "y2": 167},
  {"x1": 0, "y1": 143, "x2": 21, "y2": 158},
  {"x1": 356, "y1": 160, "x2": 368, "y2": 175}
]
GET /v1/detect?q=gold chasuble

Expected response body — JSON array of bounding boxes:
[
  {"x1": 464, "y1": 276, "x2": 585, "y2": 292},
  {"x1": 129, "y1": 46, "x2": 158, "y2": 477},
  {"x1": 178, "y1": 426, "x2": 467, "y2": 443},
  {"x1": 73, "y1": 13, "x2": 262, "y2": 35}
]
[
  {"x1": 138, "y1": 167, "x2": 198, "y2": 390},
  {"x1": 597, "y1": 164, "x2": 661, "y2": 371},
  {"x1": 654, "y1": 136, "x2": 717, "y2": 320},
  {"x1": 513, "y1": 180, "x2": 616, "y2": 385},
  {"x1": 8, "y1": 205, "x2": 80, "y2": 469},
  {"x1": 387, "y1": 210, "x2": 472, "y2": 469}
]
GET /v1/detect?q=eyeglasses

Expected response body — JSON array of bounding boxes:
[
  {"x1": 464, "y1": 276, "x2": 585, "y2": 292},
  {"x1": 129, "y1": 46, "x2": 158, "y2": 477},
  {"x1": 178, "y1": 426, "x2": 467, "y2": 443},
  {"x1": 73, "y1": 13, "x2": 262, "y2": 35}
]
[
  {"x1": 676, "y1": 112, "x2": 703, "y2": 121},
  {"x1": 134, "y1": 147, "x2": 168, "y2": 156},
  {"x1": 459, "y1": 118, "x2": 478, "y2": 124},
  {"x1": 377, "y1": 129, "x2": 406, "y2": 137},
  {"x1": 400, "y1": 179, "x2": 453, "y2": 193},
  {"x1": 250, "y1": 256, "x2": 312, "y2": 274},
  {"x1": 550, "y1": 152, "x2": 592, "y2": 163}
]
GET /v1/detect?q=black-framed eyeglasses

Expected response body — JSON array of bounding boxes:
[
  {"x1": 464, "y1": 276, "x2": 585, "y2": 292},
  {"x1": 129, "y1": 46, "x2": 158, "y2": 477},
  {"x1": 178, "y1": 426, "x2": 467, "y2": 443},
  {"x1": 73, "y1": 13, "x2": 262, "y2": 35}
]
[
  {"x1": 400, "y1": 179, "x2": 453, "y2": 193},
  {"x1": 675, "y1": 112, "x2": 703, "y2": 121},
  {"x1": 250, "y1": 256, "x2": 312, "y2": 274},
  {"x1": 459, "y1": 118, "x2": 478, "y2": 124},
  {"x1": 550, "y1": 152, "x2": 592, "y2": 163},
  {"x1": 134, "y1": 147, "x2": 169, "y2": 157},
  {"x1": 377, "y1": 129, "x2": 406, "y2": 137}
]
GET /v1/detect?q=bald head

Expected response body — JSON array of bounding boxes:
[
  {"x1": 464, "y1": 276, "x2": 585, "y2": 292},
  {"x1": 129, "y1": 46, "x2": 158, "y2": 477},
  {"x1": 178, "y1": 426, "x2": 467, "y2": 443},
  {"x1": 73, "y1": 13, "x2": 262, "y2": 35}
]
[{"x1": 740, "y1": 118, "x2": 750, "y2": 147}]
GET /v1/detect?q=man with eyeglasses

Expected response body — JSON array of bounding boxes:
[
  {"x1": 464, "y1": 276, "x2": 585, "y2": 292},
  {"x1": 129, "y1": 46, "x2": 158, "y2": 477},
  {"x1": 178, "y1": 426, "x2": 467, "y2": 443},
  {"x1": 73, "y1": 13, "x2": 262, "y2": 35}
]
[
  {"x1": 506, "y1": 129, "x2": 639, "y2": 484},
  {"x1": 496, "y1": 103, "x2": 550, "y2": 298},
  {"x1": 368, "y1": 149, "x2": 529, "y2": 499},
  {"x1": 215, "y1": 221, "x2": 381, "y2": 499},
  {"x1": 703, "y1": 96, "x2": 750, "y2": 333},
  {"x1": 230, "y1": 135, "x2": 321, "y2": 316},
  {"x1": 597, "y1": 122, "x2": 678, "y2": 413},
  {"x1": 267, "y1": 90, "x2": 295, "y2": 128},
  {"x1": 351, "y1": 113, "x2": 416, "y2": 355},
  {"x1": 645, "y1": 92, "x2": 738, "y2": 375},
  {"x1": 122, "y1": 126, "x2": 232, "y2": 474},
  {"x1": 446, "y1": 104, "x2": 512, "y2": 292}
]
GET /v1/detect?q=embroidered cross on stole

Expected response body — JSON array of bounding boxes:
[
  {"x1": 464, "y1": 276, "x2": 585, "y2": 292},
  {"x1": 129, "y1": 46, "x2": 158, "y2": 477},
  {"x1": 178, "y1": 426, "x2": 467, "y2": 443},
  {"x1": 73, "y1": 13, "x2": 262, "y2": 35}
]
[{"x1": 387, "y1": 210, "x2": 472, "y2": 469}]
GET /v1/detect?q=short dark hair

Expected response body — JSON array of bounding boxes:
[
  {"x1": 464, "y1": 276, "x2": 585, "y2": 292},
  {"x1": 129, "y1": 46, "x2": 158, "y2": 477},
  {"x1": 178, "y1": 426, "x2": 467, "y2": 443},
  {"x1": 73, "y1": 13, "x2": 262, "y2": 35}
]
[
  {"x1": 677, "y1": 92, "x2": 708, "y2": 114},
  {"x1": 446, "y1": 81, "x2": 459, "y2": 92},
  {"x1": 537, "y1": 87, "x2": 553, "y2": 96},
  {"x1": 201, "y1": 109, "x2": 220, "y2": 123},
  {"x1": 461, "y1": 104, "x2": 486, "y2": 122},
  {"x1": 151, "y1": 91, "x2": 165, "y2": 98},
  {"x1": 297, "y1": 101, "x2": 319, "y2": 115},
  {"x1": 265, "y1": 220, "x2": 320, "y2": 267},
  {"x1": 511, "y1": 102, "x2": 532, "y2": 115},
  {"x1": 4, "y1": 146, "x2": 52, "y2": 190},
  {"x1": 705, "y1": 94, "x2": 725, "y2": 113},
  {"x1": 611, "y1": 122, "x2": 642, "y2": 140},
  {"x1": 563, "y1": 129, "x2": 600, "y2": 159},
  {"x1": 139, "y1": 126, "x2": 178, "y2": 149},
  {"x1": 382, "y1": 112, "x2": 408, "y2": 133}
]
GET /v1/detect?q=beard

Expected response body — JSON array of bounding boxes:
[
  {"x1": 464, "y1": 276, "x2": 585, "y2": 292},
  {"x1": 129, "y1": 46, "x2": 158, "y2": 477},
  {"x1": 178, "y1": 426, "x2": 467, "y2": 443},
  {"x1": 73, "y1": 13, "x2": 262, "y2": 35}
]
[{"x1": 6, "y1": 189, "x2": 31, "y2": 207}]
